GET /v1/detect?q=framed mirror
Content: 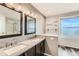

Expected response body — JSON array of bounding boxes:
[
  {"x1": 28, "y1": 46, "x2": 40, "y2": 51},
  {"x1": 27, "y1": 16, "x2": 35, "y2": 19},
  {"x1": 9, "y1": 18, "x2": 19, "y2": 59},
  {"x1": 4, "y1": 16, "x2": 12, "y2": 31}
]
[
  {"x1": 25, "y1": 15, "x2": 36, "y2": 34},
  {"x1": 0, "y1": 4, "x2": 22, "y2": 39}
]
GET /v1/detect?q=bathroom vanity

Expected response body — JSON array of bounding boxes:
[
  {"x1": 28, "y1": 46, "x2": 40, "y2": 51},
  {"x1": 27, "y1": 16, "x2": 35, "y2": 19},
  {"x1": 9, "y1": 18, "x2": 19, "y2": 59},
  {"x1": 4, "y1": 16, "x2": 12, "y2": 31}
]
[
  {"x1": 0, "y1": 36, "x2": 45, "y2": 56},
  {"x1": 20, "y1": 39, "x2": 45, "y2": 56}
]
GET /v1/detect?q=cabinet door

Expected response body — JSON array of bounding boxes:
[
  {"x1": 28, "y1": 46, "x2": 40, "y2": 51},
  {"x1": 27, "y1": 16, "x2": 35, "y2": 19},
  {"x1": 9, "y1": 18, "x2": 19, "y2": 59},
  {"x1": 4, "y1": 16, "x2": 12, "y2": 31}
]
[
  {"x1": 19, "y1": 40, "x2": 45, "y2": 56},
  {"x1": 19, "y1": 53, "x2": 25, "y2": 56},
  {"x1": 36, "y1": 42, "x2": 41, "y2": 56},
  {"x1": 26, "y1": 46, "x2": 36, "y2": 56},
  {"x1": 40, "y1": 40, "x2": 45, "y2": 55},
  {"x1": 36, "y1": 40, "x2": 45, "y2": 56}
]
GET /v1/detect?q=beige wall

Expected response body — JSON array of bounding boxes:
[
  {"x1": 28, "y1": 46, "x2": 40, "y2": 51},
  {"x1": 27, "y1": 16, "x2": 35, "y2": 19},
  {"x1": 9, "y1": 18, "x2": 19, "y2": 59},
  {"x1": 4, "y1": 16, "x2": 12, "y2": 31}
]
[
  {"x1": 36, "y1": 18, "x2": 45, "y2": 34},
  {"x1": 45, "y1": 16, "x2": 60, "y2": 56},
  {"x1": 45, "y1": 37, "x2": 58, "y2": 56}
]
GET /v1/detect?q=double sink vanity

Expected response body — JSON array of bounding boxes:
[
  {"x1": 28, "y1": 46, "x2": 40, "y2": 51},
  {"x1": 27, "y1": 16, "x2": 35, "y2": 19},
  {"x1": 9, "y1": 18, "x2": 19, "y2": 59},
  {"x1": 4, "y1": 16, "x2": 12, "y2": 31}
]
[{"x1": 0, "y1": 36, "x2": 45, "y2": 56}]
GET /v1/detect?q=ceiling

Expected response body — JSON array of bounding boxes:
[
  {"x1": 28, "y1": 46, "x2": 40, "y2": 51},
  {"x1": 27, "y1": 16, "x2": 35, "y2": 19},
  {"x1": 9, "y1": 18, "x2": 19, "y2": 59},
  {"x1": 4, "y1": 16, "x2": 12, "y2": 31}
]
[{"x1": 32, "y1": 3, "x2": 79, "y2": 18}]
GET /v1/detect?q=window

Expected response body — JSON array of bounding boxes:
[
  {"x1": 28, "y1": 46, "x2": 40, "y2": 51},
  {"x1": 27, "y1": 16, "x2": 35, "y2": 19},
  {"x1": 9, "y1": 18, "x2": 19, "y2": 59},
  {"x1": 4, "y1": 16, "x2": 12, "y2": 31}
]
[{"x1": 61, "y1": 17, "x2": 79, "y2": 38}]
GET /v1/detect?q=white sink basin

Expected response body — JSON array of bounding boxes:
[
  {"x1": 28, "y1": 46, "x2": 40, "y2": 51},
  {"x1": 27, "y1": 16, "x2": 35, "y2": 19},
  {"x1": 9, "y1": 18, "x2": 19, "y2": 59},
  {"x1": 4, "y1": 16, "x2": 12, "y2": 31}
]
[
  {"x1": 4, "y1": 45, "x2": 26, "y2": 55},
  {"x1": 21, "y1": 40, "x2": 37, "y2": 45}
]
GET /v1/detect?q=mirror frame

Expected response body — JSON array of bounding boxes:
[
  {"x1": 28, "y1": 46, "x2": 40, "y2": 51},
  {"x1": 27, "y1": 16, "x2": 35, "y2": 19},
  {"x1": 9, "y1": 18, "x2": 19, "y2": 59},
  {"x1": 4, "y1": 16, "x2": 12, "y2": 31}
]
[
  {"x1": 25, "y1": 15, "x2": 36, "y2": 35},
  {"x1": 0, "y1": 4, "x2": 23, "y2": 39}
]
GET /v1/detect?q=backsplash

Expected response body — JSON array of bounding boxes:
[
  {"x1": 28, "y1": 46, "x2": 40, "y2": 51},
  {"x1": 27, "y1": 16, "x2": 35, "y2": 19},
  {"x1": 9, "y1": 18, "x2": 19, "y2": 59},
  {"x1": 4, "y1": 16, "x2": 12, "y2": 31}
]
[{"x1": 0, "y1": 34, "x2": 35, "y2": 49}]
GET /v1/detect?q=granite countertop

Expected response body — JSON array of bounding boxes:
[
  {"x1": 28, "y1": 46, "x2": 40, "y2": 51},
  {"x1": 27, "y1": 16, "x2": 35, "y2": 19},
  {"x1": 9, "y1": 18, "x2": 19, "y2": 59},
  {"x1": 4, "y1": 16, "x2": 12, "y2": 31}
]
[{"x1": 0, "y1": 36, "x2": 45, "y2": 56}]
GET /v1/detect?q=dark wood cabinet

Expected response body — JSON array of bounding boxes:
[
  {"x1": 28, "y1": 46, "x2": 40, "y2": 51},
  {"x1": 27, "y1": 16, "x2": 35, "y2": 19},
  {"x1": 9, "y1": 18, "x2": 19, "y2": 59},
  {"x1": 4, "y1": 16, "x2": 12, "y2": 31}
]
[
  {"x1": 35, "y1": 42, "x2": 41, "y2": 56},
  {"x1": 26, "y1": 46, "x2": 36, "y2": 56},
  {"x1": 19, "y1": 46, "x2": 36, "y2": 56},
  {"x1": 19, "y1": 40, "x2": 45, "y2": 56},
  {"x1": 40, "y1": 40, "x2": 45, "y2": 55},
  {"x1": 36, "y1": 40, "x2": 45, "y2": 56},
  {"x1": 19, "y1": 53, "x2": 25, "y2": 56}
]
